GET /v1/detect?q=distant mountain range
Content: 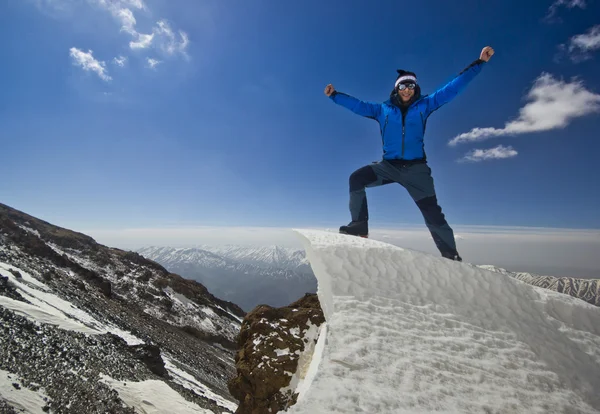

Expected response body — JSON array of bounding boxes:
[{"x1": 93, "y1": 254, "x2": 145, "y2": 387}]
[
  {"x1": 477, "y1": 265, "x2": 599, "y2": 306},
  {"x1": 137, "y1": 246, "x2": 317, "y2": 312}
]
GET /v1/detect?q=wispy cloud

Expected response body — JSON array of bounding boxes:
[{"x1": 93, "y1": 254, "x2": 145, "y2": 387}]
[
  {"x1": 69, "y1": 47, "x2": 111, "y2": 81},
  {"x1": 146, "y1": 58, "x2": 162, "y2": 69},
  {"x1": 119, "y1": 0, "x2": 146, "y2": 9},
  {"x1": 570, "y1": 25, "x2": 600, "y2": 51},
  {"x1": 30, "y1": 0, "x2": 78, "y2": 16},
  {"x1": 93, "y1": 0, "x2": 155, "y2": 50},
  {"x1": 545, "y1": 0, "x2": 587, "y2": 21},
  {"x1": 114, "y1": 7, "x2": 137, "y2": 33},
  {"x1": 91, "y1": 1, "x2": 188, "y2": 56},
  {"x1": 113, "y1": 56, "x2": 127, "y2": 67},
  {"x1": 32, "y1": 0, "x2": 190, "y2": 80},
  {"x1": 460, "y1": 145, "x2": 518, "y2": 162},
  {"x1": 154, "y1": 20, "x2": 190, "y2": 56},
  {"x1": 559, "y1": 25, "x2": 600, "y2": 62},
  {"x1": 449, "y1": 73, "x2": 600, "y2": 146},
  {"x1": 130, "y1": 33, "x2": 155, "y2": 50}
]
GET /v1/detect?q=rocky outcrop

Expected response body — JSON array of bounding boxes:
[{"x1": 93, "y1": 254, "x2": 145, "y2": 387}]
[
  {"x1": 124, "y1": 342, "x2": 169, "y2": 378},
  {"x1": 0, "y1": 275, "x2": 25, "y2": 302},
  {"x1": 228, "y1": 293, "x2": 325, "y2": 414}
]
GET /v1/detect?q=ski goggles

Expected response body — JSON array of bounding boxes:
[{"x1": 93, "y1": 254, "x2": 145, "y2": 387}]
[
  {"x1": 395, "y1": 74, "x2": 417, "y2": 90},
  {"x1": 397, "y1": 83, "x2": 416, "y2": 91}
]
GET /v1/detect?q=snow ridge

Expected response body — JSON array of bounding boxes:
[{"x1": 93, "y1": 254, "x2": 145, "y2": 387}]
[{"x1": 288, "y1": 230, "x2": 600, "y2": 414}]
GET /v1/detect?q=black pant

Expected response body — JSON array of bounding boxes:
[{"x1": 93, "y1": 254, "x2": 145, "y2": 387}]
[{"x1": 349, "y1": 160, "x2": 459, "y2": 257}]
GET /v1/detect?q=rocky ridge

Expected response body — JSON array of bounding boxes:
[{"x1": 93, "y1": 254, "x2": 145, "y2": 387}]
[{"x1": 0, "y1": 202, "x2": 245, "y2": 413}]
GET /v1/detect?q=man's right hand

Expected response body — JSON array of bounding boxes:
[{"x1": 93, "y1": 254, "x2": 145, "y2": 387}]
[{"x1": 324, "y1": 84, "x2": 335, "y2": 97}]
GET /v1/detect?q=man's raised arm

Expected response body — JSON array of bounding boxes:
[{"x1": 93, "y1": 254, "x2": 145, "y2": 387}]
[
  {"x1": 424, "y1": 46, "x2": 495, "y2": 115},
  {"x1": 325, "y1": 84, "x2": 381, "y2": 120}
]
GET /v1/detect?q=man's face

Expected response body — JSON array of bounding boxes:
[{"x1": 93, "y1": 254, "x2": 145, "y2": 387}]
[{"x1": 398, "y1": 83, "x2": 416, "y2": 102}]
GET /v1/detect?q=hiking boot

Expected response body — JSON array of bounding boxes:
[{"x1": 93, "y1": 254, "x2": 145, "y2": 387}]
[
  {"x1": 442, "y1": 251, "x2": 462, "y2": 262},
  {"x1": 339, "y1": 221, "x2": 368, "y2": 237}
]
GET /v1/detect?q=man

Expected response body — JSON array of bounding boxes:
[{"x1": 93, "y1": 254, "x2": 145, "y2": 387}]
[{"x1": 324, "y1": 46, "x2": 495, "y2": 261}]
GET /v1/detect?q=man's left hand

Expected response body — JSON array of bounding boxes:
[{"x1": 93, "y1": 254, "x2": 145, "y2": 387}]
[{"x1": 480, "y1": 46, "x2": 494, "y2": 62}]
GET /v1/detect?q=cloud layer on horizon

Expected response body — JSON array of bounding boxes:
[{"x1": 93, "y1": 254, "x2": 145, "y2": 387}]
[{"x1": 81, "y1": 225, "x2": 600, "y2": 279}]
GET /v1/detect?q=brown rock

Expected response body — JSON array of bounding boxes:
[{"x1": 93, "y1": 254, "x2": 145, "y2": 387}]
[{"x1": 228, "y1": 293, "x2": 325, "y2": 414}]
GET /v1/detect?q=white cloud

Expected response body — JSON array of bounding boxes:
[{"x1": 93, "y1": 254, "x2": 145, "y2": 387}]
[
  {"x1": 155, "y1": 20, "x2": 174, "y2": 38},
  {"x1": 460, "y1": 145, "x2": 518, "y2": 162},
  {"x1": 146, "y1": 58, "x2": 161, "y2": 69},
  {"x1": 113, "y1": 55, "x2": 127, "y2": 67},
  {"x1": 115, "y1": 7, "x2": 137, "y2": 34},
  {"x1": 130, "y1": 32, "x2": 155, "y2": 49},
  {"x1": 154, "y1": 20, "x2": 190, "y2": 56},
  {"x1": 94, "y1": 0, "x2": 139, "y2": 27},
  {"x1": 546, "y1": 0, "x2": 586, "y2": 20},
  {"x1": 119, "y1": 0, "x2": 145, "y2": 9},
  {"x1": 570, "y1": 25, "x2": 600, "y2": 51},
  {"x1": 449, "y1": 73, "x2": 600, "y2": 145},
  {"x1": 93, "y1": 2, "x2": 189, "y2": 55},
  {"x1": 33, "y1": 0, "x2": 190, "y2": 79},
  {"x1": 562, "y1": 25, "x2": 600, "y2": 61},
  {"x1": 93, "y1": 0, "x2": 155, "y2": 50},
  {"x1": 95, "y1": 0, "x2": 144, "y2": 11},
  {"x1": 69, "y1": 47, "x2": 111, "y2": 81}
]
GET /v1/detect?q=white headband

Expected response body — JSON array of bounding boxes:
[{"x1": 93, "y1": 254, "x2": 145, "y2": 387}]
[{"x1": 395, "y1": 75, "x2": 417, "y2": 88}]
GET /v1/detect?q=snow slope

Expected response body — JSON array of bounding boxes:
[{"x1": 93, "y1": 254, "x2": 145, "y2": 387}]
[
  {"x1": 0, "y1": 261, "x2": 236, "y2": 413},
  {"x1": 0, "y1": 262, "x2": 143, "y2": 343},
  {"x1": 287, "y1": 230, "x2": 600, "y2": 413},
  {"x1": 99, "y1": 375, "x2": 214, "y2": 414},
  {"x1": 0, "y1": 369, "x2": 49, "y2": 413}
]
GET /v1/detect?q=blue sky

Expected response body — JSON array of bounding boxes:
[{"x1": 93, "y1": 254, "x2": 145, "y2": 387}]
[{"x1": 1, "y1": 0, "x2": 600, "y2": 236}]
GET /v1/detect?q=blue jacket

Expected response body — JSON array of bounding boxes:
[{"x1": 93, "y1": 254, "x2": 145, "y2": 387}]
[{"x1": 329, "y1": 59, "x2": 486, "y2": 161}]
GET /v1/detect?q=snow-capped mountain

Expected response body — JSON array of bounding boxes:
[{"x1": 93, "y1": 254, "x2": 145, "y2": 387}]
[
  {"x1": 199, "y1": 245, "x2": 309, "y2": 271},
  {"x1": 0, "y1": 202, "x2": 244, "y2": 413},
  {"x1": 477, "y1": 264, "x2": 600, "y2": 306},
  {"x1": 137, "y1": 246, "x2": 317, "y2": 312}
]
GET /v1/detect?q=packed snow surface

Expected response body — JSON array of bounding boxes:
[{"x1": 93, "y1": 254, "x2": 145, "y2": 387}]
[
  {"x1": 0, "y1": 369, "x2": 49, "y2": 413},
  {"x1": 100, "y1": 375, "x2": 214, "y2": 414},
  {"x1": 162, "y1": 356, "x2": 238, "y2": 412},
  {"x1": 287, "y1": 230, "x2": 600, "y2": 414}
]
